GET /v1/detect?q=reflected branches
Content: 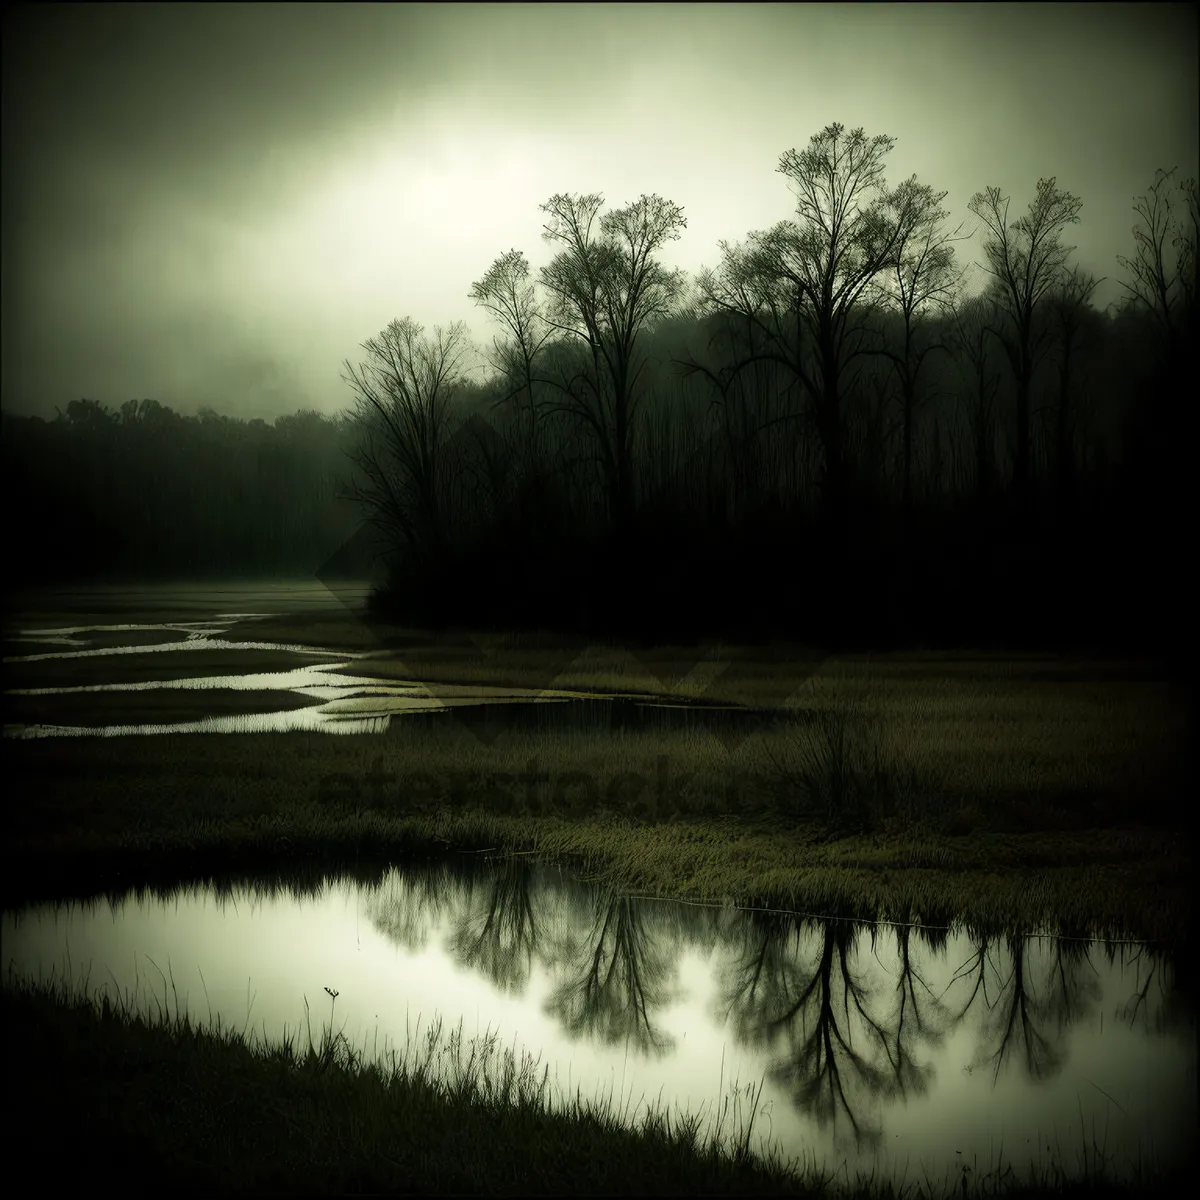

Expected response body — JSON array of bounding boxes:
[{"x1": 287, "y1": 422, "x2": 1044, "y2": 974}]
[{"x1": 354, "y1": 861, "x2": 1185, "y2": 1143}]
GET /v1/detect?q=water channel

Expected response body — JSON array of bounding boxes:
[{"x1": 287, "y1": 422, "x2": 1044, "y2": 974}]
[{"x1": 3, "y1": 584, "x2": 790, "y2": 740}]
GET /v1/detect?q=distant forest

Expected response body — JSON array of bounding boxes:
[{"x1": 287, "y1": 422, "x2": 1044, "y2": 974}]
[
  {"x1": 4, "y1": 126, "x2": 1195, "y2": 655},
  {"x1": 2, "y1": 404, "x2": 373, "y2": 583}
]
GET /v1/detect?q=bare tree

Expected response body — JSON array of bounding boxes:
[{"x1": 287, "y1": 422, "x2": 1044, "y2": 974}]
[
  {"x1": 968, "y1": 177, "x2": 1083, "y2": 491},
  {"x1": 469, "y1": 249, "x2": 559, "y2": 528},
  {"x1": 950, "y1": 292, "x2": 1003, "y2": 502},
  {"x1": 534, "y1": 192, "x2": 688, "y2": 538},
  {"x1": 873, "y1": 178, "x2": 970, "y2": 518},
  {"x1": 1113, "y1": 167, "x2": 1196, "y2": 538},
  {"x1": 694, "y1": 124, "x2": 949, "y2": 535},
  {"x1": 1046, "y1": 266, "x2": 1104, "y2": 511},
  {"x1": 341, "y1": 317, "x2": 472, "y2": 559},
  {"x1": 1116, "y1": 166, "x2": 1198, "y2": 354},
  {"x1": 469, "y1": 249, "x2": 553, "y2": 428}
]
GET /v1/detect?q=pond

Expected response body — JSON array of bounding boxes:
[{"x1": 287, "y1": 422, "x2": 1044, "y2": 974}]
[
  {"x1": 3, "y1": 581, "x2": 792, "y2": 740},
  {"x1": 3, "y1": 858, "x2": 1194, "y2": 1188}
]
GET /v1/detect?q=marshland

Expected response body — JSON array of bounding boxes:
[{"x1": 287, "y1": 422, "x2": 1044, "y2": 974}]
[
  {"x1": 3, "y1": 5, "x2": 1197, "y2": 1194},
  {"x1": 3, "y1": 576, "x2": 1192, "y2": 1195}
]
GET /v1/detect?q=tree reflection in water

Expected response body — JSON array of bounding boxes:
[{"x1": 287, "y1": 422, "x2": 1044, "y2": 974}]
[
  {"x1": 448, "y1": 855, "x2": 543, "y2": 995},
  {"x1": 544, "y1": 888, "x2": 679, "y2": 1057},
  {"x1": 716, "y1": 909, "x2": 948, "y2": 1146},
  {"x1": 354, "y1": 860, "x2": 1190, "y2": 1158}
]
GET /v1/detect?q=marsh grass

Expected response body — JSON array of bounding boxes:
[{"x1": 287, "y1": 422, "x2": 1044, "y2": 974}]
[
  {"x1": 325, "y1": 637, "x2": 830, "y2": 708},
  {"x1": 3, "y1": 687, "x2": 1192, "y2": 943},
  {"x1": 761, "y1": 675, "x2": 925, "y2": 835},
  {"x1": 3, "y1": 616, "x2": 1192, "y2": 939},
  {"x1": 3, "y1": 968, "x2": 1182, "y2": 1197},
  {"x1": 2, "y1": 645, "x2": 348, "y2": 690}
]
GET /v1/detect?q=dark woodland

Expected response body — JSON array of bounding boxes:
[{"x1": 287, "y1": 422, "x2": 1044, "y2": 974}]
[{"x1": 6, "y1": 130, "x2": 1195, "y2": 660}]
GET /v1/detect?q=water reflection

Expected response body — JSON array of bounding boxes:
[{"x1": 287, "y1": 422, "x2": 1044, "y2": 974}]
[
  {"x1": 448, "y1": 855, "x2": 545, "y2": 995},
  {"x1": 4, "y1": 616, "x2": 786, "y2": 739},
  {"x1": 4, "y1": 861, "x2": 1193, "y2": 1186},
  {"x1": 719, "y1": 910, "x2": 940, "y2": 1144},
  {"x1": 546, "y1": 887, "x2": 681, "y2": 1057}
]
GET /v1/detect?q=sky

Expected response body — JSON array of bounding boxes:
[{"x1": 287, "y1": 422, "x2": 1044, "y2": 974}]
[{"x1": 2, "y1": 2, "x2": 1196, "y2": 423}]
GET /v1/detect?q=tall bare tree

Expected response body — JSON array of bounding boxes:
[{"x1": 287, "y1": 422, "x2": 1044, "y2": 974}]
[
  {"x1": 950, "y1": 292, "x2": 1003, "y2": 502},
  {"x1": 968, "y1": 177, "x2": 1083, "y2": 491},
  {"x1": 694, "y1": 124, "x2": 949, "y2": 535},
  {"x1": 469, "y1": 249, "x2": 553, "y2": 427},
  {"x1": 469, "y1": 249, "x2": 559, "y2": 528},
  {"x1": 535, "y1": 192, "x2": 688, "y2": 538},
  {"x1": 1116, "y1": 166, "x2": 1198, "y2": 356},
  {"x1": 874, "y1": 178, "x2": 970, "y2": 517},
  {"x1": 341, "y1": 317, "x2": 471, "y2": 559},
  {"x1": 1046, "y1": 266, "x2": 1104, "y2": 511},
  {"x1": 1113, "y1": 166, "x2": 1197, "y2": 564}
]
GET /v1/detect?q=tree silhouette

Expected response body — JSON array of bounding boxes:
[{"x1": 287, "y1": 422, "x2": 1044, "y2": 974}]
[
  {"x1": 968, "y1": 177, "x2": 1083, "y2": 493},
  {"x1": 960, "y1": 935, "x2": 1067, "y2": 1086},
  {"x1": 448, "y1": 855, "x2": 543, "y2": 995},
  {"x1": 1116, "y1": 166, "x2": 1198, "y2": 354},
  {"x1": 874, "y1": 177, "x2": 970, "y2": 519},
  {"x1": 716, "y1": 912, "x2": 938, "y2": 1147},
  {"x1": 1046, "y1": 266, "x2": 1104, "y2": 514},
  {"x1": 536, "y1": 192, "x2": 689, "y2": 540},
  {"x1": 949, "y1": 292, "x2": 1004, "y2": 503},
  {"x1": 696, "y1": 124, "x2": 948, "y2": 545},
  {"x1": 341, "y1": 317, "x2": 473, "y2": 563}
]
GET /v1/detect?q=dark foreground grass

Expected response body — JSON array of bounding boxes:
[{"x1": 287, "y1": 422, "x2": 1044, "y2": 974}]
[
  {"x1": 1, "y1": 978, "x2": 803, "y2": 1196},
  {"x1": 3, "y1": 975, "x2": 1185, "y2": 1198}
]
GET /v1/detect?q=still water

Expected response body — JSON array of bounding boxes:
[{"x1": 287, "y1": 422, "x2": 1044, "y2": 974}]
[
  {"x1": 4, "y1": 859, "x2": 1194, "y2": 1187},
  {"x1": 4, "y1": 582, "x2": 787, "y2": 740}
]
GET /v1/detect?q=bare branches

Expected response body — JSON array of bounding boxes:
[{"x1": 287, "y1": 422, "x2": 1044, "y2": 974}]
[
  {"x1": 969, "y1": 178, "x2": 1082, "y2": 321},
  {"x1": 967, "y1": 177, "x2": 1083, "y2": 487},
  {"x1": 777, "y1": 123, "x2": 896, "y2": 270},
  {"x1": 469, "y1": 249, "x2": 553, "y2": 383},
  {"x1": 529, "y1": 191, "x2": 689, "y2": 531},
  {"x1": 773, "y1": 124, "x2": 910, "y2": 326},
  {"x1": 340, "y1": 317, "x2": 472, "y2": 555},
  {"x1": 878, "y1": 178, "x2": 970, "y2": 322},
  {"x1": 1050, "y1": 265, "x2": 1104, "y2": 327},
  {"x1": 869, "y1": 178, "x2": 970, "y2": 515},
  {"x1": 691, "y1": 123, "x2": 954, "y2": 529},
  {"x1": 1116, "y1": 166, "x2": 1198, "y2": 346}
]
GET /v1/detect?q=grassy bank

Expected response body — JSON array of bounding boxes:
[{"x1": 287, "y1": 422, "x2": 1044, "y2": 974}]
[
  {"x1": 3, "y1": 975, "x2": 805, "y2": 1196},
  {"x1": 4, "y1": 654, "x2": 1192, "y2": 943},
  {"x1": 2, "y1": 975, "x2": 1184, "y2": 1198}
]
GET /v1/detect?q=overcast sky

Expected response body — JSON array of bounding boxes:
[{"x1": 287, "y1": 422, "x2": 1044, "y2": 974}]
[{"x1": 3, "y1": 2, "x2": 1196, "y2": 422}]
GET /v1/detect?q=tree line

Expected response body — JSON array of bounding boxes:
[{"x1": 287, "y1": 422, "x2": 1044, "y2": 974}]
[
  {"x1": 2, "y1": 401, "x2": 373, "y2": 582},
  {"x1": 345, "y1": 125, "x2": 1195, "y2": 652},
  {"x1": 6, "y1": 124, "x2": 1195, "y2": 653}
]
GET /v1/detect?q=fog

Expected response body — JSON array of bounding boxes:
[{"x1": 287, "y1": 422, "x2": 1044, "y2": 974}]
[{"x1": 3, "y1": 2, "x2": 1195, "y2": 420}]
